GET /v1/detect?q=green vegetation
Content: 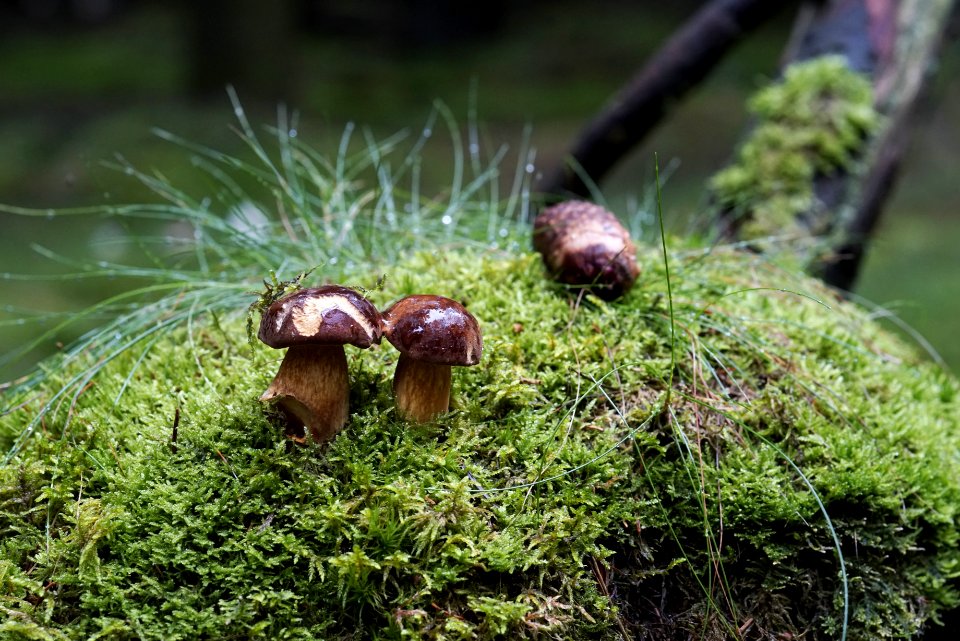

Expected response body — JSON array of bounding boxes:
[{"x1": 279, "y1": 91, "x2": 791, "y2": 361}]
[
  {"x1": 1, "y1": 109, "x2": 958, "y2": 638},
  {"x1": 709, "y1": 56, "x2": 879, "y2": 241},
  {"x1": 2, "y1": 244, "x2": 958, "y2": 639}
]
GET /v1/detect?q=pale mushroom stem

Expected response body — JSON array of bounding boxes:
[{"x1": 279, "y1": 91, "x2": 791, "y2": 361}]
[
  {"x1": 259, "y1": 344, "x2": 349, "y2": 443},
  {"x1": 392, "y1": 353, "x2": 452, "y2": 423}
]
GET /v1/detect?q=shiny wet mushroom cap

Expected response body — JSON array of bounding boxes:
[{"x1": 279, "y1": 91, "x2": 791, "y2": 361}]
[
  {"x1": 259, "y1": 286, "x2": 381, "y2": 349},
  {"x1": 258, "y1": 285, "x2": 382, "y2": 443},
  {"x1": 381, "y1": 295, "x2": 482, "y2": 422},
  {"x1": 533, "y1": 200, "x2": 639, "y2": 300}
]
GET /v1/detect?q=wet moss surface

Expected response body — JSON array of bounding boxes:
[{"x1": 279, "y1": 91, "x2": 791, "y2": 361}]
[{"x1": 1, "y1": 247, "x2": 958, "y2": 640}]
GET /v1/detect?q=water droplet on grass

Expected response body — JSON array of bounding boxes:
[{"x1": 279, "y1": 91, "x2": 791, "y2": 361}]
[
  {"x1": 441, "y1": 215, "x2": 452, "y2": 225},
  {"x1": 498, "y1": 228, "x2": 509, "y2": 238},
  {"x1": 525, "y1": 163, "x2": 535, "y2": 174},
  {"x1": 422, "y1": 128, "x2": 432, "y2": 138}
]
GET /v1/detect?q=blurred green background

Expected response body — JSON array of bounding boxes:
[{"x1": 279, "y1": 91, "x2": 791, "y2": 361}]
[{"x1": 0, "y1": 0, "x2": 957, "y2": 380}]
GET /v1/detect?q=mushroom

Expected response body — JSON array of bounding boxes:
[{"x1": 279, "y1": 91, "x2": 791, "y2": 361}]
[
  {"x1": 380, "y1": 295, "x2": 483, "y2": 422},
  {"x1": 532, "y1": 200, "x2": 640, "y2": 300},
  {"x1": 258, "y1": 285, "x2": 382, "y2": 443}
]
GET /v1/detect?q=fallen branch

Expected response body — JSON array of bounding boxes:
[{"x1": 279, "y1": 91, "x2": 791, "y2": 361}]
[
  {"x1": 795, "y1": 0, "x2": 957, "y2": 290},
  {"x1": 539, "y1": 0, "x2": 792, "y2": 199}
]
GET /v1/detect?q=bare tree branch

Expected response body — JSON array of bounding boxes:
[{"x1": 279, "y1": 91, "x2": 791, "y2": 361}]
[{"x1": 539, "y1": 0, "x2": 793, "y2": 199}]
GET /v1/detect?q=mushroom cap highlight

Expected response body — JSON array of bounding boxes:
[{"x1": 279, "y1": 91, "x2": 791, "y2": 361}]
[
  {"x1": 381, "y1": 295, "x2": 482, "y2": 366},
  {"x1": 258, "y1": 285, "x2": 382, "y2": 349}
]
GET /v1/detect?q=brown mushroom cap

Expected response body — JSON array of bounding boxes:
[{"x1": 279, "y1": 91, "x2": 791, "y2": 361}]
[
  {"x1": 533, "y1": 200, "x2": 640, "y2": 300},
  {"x1": 258, "y1": 285, "x2": 382, "y2": 349},
  {"x1": 381, "y1": 295, "x2": 482, "y2": 366}
]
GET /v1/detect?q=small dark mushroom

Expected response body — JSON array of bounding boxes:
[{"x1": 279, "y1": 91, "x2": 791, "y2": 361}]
[
  {"x1": 381, "y1": 295, "x2": 482, "y2": 422},
  {"x1": 258, "y1": 285, "x2": 382, "y2": 443},
  {"x1": 533, "y1": 200, "x2": 640, "y2": 300}
]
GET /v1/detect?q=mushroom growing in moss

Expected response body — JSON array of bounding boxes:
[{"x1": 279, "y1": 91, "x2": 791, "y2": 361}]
[
  {"x1": 381, "y1": 295, "x2": 482, "y2": 422},
  {"x1": 258, "y1": 285, "x2": 382, "y2": 442},
  {"x1": 533, "y1": 200, "x2": 639, "y2": 300}
]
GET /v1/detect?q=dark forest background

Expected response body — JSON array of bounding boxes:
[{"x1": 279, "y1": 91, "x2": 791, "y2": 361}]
[{"x1": 0, "y1": 0, "x2": 957, "y2": 375}]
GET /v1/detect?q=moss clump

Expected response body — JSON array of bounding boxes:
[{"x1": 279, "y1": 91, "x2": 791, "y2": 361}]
[
  {"x1": 710, "y1": 55, "x2": 879, "y2": 240},
  {"x1": 1, "y1": 245, "x2": 958, "y2": 640}
]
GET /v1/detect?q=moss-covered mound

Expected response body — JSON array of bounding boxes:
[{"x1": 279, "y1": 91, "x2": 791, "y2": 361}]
[{"x1": 2, "y1": 246, "x2": 958, "y2": 640}]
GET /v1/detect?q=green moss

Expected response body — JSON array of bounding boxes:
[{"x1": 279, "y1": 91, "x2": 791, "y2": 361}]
[
  {"x1": 710, "y1": 55, "x2": 879, "y2": 240},
  {"x1": 1, "y1": 245, "x2": 958, "y2": 640}
]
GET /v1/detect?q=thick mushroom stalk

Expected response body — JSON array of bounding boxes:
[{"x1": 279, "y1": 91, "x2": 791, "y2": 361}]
[
  {"x1": 257, "y1": 285, "x2": 382, "y2": 443},
  {"x1": 381, "y1": 295, "x2": 482, "y2": 423},
  {"x1": 259, "y1": 344, "x2": 348, "y2": 443},
  {"x1": 392, "y1": 355, "x2": 452, "y2": 423}
]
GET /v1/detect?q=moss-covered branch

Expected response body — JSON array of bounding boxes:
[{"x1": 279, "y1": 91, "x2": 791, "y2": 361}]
[
  {"x1": 710, "y1": 56, "x2": 879, "y2": 241},
  {"x1": 715, "y1": 0, "x2": 957, "y2": 290}
]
